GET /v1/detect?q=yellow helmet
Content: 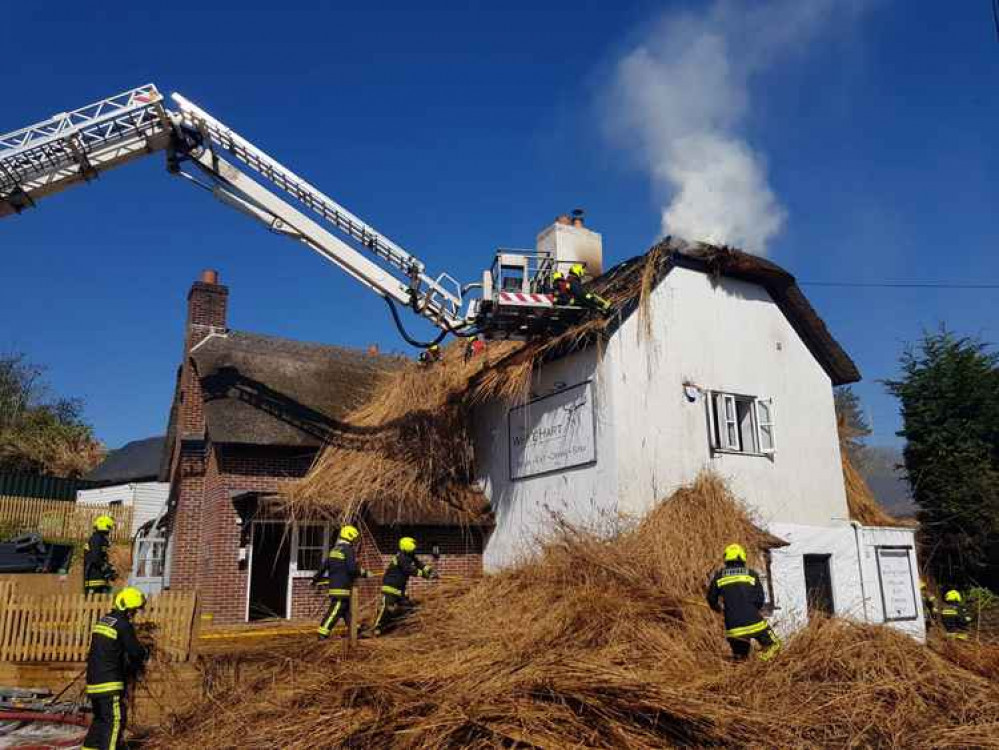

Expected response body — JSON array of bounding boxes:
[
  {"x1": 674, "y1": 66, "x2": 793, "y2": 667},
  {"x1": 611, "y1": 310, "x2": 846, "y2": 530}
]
[
  {"x1": 94, "y1": 515, "x2": 115, "y2": 532},
  {"x1": 114, "y1": 586, "x2": 146, "y2": 612},
  {"x1": 724, "y1": 544, "x2": 747, "y2": 564},
  {"x1": 339, "y1": 525, "x2": 360, "y2": 543},
  {"x1": 944, "y1": 590, "x2": 962, "y2": 603},
  {"x1": 570, "y1": 263, "x2": 585, "y2": 276},
  {"x1": 399, "y1": 537, "x2": 417, "y2": 553},
  {"x1": 552, "y1": 271, "x2": 564, "y2": 280}
]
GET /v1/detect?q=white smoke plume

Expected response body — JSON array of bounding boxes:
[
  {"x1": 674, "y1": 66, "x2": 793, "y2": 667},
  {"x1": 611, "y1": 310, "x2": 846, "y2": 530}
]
[{"x1": 604, "y1": 0, "x2": 868, "y2": 254}]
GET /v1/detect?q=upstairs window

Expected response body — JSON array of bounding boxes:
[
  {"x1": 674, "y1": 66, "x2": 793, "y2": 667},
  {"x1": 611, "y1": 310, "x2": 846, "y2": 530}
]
[{"x1": 707, "y1": 392, "x2": 775, "y2": 455}]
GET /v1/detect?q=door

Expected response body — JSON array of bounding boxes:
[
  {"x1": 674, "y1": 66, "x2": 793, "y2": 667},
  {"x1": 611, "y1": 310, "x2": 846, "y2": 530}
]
[
  {"x1": 130, "y1": 535, "x2": 167, "y2": 596},
  {"x1": 803, "y1": 554, "x2": 834, "y2": 618},
  {"x1": 248, "y1": 522, "x2": 290, "y2": 621}
]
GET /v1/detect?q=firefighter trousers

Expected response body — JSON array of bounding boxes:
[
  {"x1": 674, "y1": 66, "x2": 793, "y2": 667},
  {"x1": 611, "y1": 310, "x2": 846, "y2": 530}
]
[
  {"x1": 727, "y1": 622, "x2": 781, "y2": 661},
  {"x1": 373, "y1": 593, "x2": 414, "y2": 635},
  {"x1": 318, "y1": 595, "x2": 351, "y2": 638},
  {"x1": 82, "y1": 691, "x2": 127, "y2": 750}
]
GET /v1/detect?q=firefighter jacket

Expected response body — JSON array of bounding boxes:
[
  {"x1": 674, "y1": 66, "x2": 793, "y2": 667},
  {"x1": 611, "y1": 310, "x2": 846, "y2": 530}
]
[
  {"x1": 85, "y1": 610, "x2": 148, "y2": 695},
  {"x1": 940, "y1": 602, "x2": 972, "y2": 634},
  {"x1": 381, "y1": 551, "x2": 434, "y2": 597},
  {"x1": 706, "y1": 563, "x2": 768, "y2": 635},
  {"x1": 922, "y1": 592, "x2": 938, "y2": 623},
  {"x1": 552, "y1": 276, "x2": 573, "y2": 305},
  {"x1": 314, "y1": 540, "x2": 368, "y2": 598},
  {"x1": 83, "y1": 531, "x2": 113, "y2": 588}
]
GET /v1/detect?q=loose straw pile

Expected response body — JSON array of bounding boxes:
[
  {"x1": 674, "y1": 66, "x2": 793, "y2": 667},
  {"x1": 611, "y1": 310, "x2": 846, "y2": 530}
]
[{"x1": 149, "y1": 474, "x2": 999, "y2": 749}]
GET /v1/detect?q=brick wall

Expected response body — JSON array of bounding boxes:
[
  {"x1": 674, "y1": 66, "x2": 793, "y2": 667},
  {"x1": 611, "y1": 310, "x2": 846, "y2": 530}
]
[
  {"x1": 185, "y1": 278, "x2": 228, "y2": 348},
  {"x1": 199, "y1": 448, "x2": 248, "y2": 624},
  {"x1": 290, "y1": 577, "x2": 328, "y2": 621},
  {"x1": 168, "y1": 444, "x2": 205, "y2": 591}
]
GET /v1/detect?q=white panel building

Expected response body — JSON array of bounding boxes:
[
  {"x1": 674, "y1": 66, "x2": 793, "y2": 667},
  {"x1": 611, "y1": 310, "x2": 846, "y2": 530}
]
[
  {"x1": 473, "y1": 226, "x2": 923, "y2": 639},
  {"x1": 76, "y1": 482, "x2": 169, "y2": 533},
  {"x1": 78, "y1": 436, "x2": 169, "y2": 533}
]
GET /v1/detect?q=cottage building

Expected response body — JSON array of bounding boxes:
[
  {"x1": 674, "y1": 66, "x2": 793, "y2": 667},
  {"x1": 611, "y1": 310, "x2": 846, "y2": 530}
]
[
  {"x1": 473, "y1": 222, "x2": 924, "y2": 639},
  {"x1": 160, "y1": 271, "x2": 488, "y2": 625}
]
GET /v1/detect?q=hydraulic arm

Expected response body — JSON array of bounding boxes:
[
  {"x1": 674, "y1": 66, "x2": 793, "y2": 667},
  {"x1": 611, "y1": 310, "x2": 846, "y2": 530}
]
[
  {"x1": 0, "y1": 84, "x2": 468, "y2": 333},
  {"x1": 1, "y1": 85, "x2": 593, "y2": 343}
]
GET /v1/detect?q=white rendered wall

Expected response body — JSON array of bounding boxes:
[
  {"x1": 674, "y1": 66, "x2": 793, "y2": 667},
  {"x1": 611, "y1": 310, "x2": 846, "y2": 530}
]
[
  {"x1": 476, "y1": 265, "x2": 850, "y2": 575},
  {"x1": 475, "y1": 348, "x2": 619, "y2": 570},
  {"x1": 77, "y1": 482, "x2": 169, "y2": 532},
  {"x1": 606, "y1": 266, "x2": 850, "y2": 528},
  {"x1": 769, "y1": 522, "x2": 924, "y2": 640}
]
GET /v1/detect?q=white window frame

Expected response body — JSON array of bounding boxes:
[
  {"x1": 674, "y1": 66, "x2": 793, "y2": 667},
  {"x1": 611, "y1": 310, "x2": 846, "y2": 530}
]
[
  {"x1": 290, "y1": 521, "x2": 330, "y2": 578},
  {"x1": 755, "y1": 398, "x2": 776, "y2": 455},
  {"x1": 132, "y1": 536, "x2": 167, "y2": 579},
  {"x1": 707, "y1": 391, "x2": 775, "y2": 457}
]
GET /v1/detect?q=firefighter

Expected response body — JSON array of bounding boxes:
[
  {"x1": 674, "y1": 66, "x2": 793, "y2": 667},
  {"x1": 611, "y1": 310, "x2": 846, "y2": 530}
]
[
  {"x1": 418, "y1": 344, "x2": 443, "y2": 366},
  {"x1": 82, "y1": 586, "x2": 149, "y2": 750},
  {"x1": 372, "y1": 536, "x2": 437, "y2": 636},
  {"x1": 706, "y1": 543, "x2": 781, "y2": 661},
  {"x1": 940, "y1": 589, "x2": 972, "y2": 640},
  {"x1": 313, "y1": 525, "x2": 371, "y2": 640},
  {"x1": 920, "y1": 581, "x2": 938, "y2": 630},
  {"x1": 552, "y1": 264, "x2": 611, "y2": 314},
  {"x1": 83, "y1": 516, "x2": 117, "y2": 596}
]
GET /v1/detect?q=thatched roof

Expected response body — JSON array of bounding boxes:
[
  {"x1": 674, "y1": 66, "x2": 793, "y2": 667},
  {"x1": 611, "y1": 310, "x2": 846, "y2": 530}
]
[
  {"x1": 591, "y1": 242, "x2": 860, "y2": 386},
  {"x1": 190, "y1": 331, "x2": 403, "y2": 447}
]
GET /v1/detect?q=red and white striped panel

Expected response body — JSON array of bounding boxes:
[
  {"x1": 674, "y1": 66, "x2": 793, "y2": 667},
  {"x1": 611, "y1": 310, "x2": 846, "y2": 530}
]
[{"x1": 497, "y1": 292, "x2": 555, "y2": 308}]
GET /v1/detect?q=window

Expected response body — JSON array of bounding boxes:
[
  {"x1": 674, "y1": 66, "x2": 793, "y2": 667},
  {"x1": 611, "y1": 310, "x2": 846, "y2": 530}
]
[
  {"x1": 293, "y1": 523, "x2": 328, "y2": 574},
  {"x1": 134, "y1": 539, "x2": 166, "y2": 578},
  {"x1": 707, "y1": 392, "x2": 775, "y2": 455}
]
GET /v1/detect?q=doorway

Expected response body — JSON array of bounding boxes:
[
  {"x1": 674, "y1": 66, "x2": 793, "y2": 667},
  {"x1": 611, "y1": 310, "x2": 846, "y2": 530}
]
[
  {"x1": 248, "y1": 521, "x2": 290, "y2": 621},
  {"x1": 803, "y1": 554, "x2": 834, "y2": 618}
]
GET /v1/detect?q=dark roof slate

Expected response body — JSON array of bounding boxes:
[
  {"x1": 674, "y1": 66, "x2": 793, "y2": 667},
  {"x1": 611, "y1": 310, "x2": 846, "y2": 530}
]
[{"x1": 86, "y1": 436, "x2": 166, "y2": 483}]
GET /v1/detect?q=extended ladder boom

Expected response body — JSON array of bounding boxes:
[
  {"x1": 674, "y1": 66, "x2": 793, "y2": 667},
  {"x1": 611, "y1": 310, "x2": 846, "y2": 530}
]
[
  {"x1": 0, "y1": 85, "x2": 468, "y2": 332},
  {"x1": 0, "y1": 85, "x2": 171, "y2": 217}
]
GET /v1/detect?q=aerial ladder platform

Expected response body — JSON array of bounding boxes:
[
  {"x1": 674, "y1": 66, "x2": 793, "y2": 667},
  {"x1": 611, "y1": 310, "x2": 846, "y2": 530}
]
[{"x1": 0, "y1": 85, "x2": 595, "y2": 346}]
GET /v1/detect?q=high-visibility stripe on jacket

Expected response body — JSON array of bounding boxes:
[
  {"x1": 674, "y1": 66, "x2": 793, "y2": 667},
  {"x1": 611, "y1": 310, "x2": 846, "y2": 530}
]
[
  {"x1": 940, "y1": 604, "x2": 971, "y2": 634},
  {"x1": 381, "y1": 551, "x2": 432, "y2": 597},
  {"x1": 313, "y1": 540, "x2": 368, "y2": 597},
  {"x1": 85, "y1": 611, "x2": 148, "y2": 695},
  {"x1": 706, "y1": 563, "x2": 767, "y2": 633},
  {"x1": 83, "y1": 531, "x2": 112, "y2": 588}
]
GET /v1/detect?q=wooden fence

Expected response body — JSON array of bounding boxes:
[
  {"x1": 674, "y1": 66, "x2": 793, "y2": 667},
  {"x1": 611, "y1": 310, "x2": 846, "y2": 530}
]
[
  {"x1": 0, "y1": 495, "x2": 133, "y2": 542},
  {"x1": 0, "y1": 583, "x2": 197, "y2": 663}
]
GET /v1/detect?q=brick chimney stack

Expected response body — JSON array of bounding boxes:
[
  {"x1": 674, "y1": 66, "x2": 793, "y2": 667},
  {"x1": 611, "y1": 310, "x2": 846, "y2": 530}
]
[{"x1": 186, "y1": 269, "x2": 229, "y2": 349}]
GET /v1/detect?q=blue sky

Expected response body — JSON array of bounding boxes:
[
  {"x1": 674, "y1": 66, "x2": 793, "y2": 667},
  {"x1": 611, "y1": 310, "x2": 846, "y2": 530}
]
[{"x1": 1, "y1": 0, "x2": 997, "y2": 450}]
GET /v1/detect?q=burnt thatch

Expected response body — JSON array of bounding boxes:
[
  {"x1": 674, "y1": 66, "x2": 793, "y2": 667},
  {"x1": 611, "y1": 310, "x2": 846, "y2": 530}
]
[
  {"x1": 190, "y1": 331, "x2": 403, "y2": 447},
  {"x1": 586, "y1": 240, "x2": 860, "y2": 386},
  {"x1": 289, "y1": 342, "x2": 519, "y2": 526}
]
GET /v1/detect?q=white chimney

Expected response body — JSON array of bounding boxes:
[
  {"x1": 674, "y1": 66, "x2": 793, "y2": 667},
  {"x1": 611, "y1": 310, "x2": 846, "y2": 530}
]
[{"x1": 536, "y1": 210, "x2": 603, "y2": 277}]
